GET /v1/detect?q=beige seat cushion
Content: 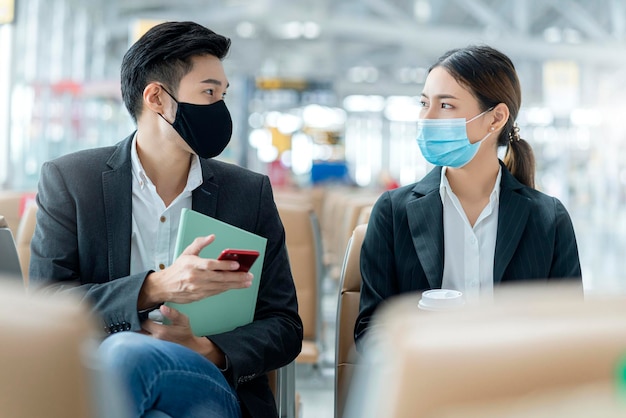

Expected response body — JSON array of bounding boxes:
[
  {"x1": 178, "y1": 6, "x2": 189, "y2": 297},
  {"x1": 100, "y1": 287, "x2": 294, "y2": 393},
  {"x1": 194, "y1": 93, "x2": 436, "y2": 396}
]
[{"x1": 0, "y1": 281, "x2": 98, "y2": 418}]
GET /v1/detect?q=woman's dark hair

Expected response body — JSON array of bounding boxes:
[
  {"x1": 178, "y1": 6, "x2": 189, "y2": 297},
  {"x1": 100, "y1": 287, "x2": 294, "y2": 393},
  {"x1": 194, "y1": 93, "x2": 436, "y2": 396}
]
[
  {"x1": 121, "y1": 21, "x2": 231, "y2": 122},
  {"x1": 430, "y1": 45, "x2": 535, "y2": 188}
]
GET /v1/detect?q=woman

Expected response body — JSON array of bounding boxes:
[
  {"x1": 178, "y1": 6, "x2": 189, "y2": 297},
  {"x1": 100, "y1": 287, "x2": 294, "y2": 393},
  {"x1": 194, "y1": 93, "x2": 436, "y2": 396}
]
[{"x1": 355, "y1": 45, "x2": 581, "y2": 348}]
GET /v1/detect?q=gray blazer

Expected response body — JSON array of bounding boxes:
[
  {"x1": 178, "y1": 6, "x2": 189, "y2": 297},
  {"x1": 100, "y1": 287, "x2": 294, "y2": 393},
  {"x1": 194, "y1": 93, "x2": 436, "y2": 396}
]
[
  {"x1": 356, "y1": 162, "x2": 582, "y2": 346},
  {"x1": 30, "y1": 134, "x2": 303, "y2": 418}
]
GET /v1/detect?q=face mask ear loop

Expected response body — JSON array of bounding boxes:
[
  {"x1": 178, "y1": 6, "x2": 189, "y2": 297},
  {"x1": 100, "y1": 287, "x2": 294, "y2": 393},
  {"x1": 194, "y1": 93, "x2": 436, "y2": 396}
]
[
  {"x1": 466, "y1": 106, "x2": 495, "y2": 124},
  {"x1": 156, "y1": 84, "x2": 178, "y2": 125}
]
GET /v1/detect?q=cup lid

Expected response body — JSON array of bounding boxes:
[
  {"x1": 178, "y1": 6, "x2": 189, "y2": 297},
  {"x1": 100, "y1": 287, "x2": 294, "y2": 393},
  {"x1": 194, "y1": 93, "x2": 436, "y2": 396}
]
[{"x1": 418, "y1": 289, "x2": 465, "y2": 311}]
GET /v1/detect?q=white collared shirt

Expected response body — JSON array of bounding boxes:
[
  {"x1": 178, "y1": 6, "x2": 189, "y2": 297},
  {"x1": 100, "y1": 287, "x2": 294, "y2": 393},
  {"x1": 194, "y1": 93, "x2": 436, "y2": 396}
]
[
  {"x1": 129, "y1": 135, "x2": 203, "y2": 275},
  {"x1": 439, "y1": 166, "x2": 501, "y2": 304}
]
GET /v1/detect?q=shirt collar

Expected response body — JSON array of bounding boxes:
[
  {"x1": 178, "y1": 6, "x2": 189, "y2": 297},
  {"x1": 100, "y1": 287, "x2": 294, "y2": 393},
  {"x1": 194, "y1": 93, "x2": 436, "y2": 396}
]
[
  {"x1": 131, "y1": 133, "x2": 203, "y2": 192},
  {"x1": 439, "y1": 165, "x2": 502, "y2": 204}
]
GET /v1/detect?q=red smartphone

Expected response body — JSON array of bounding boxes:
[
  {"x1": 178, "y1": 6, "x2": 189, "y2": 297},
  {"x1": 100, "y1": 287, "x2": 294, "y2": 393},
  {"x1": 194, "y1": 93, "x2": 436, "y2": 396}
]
[{"x1": 217, "y1": 249, "x2": 260, "y2": 272}]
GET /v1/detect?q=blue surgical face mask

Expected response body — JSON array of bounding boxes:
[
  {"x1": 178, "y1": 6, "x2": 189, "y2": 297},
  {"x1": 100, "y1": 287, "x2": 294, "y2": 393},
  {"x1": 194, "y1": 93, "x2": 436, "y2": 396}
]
[{"x1": 416, "y1": 108, "x2": 493, "y2": 168}]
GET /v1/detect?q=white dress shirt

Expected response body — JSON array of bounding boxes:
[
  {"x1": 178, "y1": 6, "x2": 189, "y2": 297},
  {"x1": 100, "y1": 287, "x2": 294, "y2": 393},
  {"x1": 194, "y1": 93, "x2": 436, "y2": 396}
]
[
  {"x1": 129, "y1": 135, "x2": 203, "y2": 275},
  {"x1": 440, "y1": 166, "x2": 501, "y2": 304}
]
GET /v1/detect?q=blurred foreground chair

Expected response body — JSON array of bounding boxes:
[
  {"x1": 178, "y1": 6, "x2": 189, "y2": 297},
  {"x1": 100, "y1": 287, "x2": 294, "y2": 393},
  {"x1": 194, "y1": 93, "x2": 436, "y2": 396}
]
[
  {"x1": 0, "y1": 280, "x2": 99, "y2": 418},
  {"x1": 344, "y1": 283, "x2": 626, "y2": 418},
  {"x1": 277, "y1": 202, "x2": 324, "y2": 367},
  {"x1": 335, "y1": 223, "x2": 367, "y2": 418}
]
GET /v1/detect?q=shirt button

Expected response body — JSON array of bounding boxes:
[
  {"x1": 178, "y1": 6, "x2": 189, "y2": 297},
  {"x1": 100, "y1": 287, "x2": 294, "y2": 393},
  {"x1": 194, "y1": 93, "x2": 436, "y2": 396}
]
[
  {"x1": 159, "y1": 263, "x2": 165, "y2": 270},
  {"x1": 470, "y1": 237, "x2": 477, "y2": 245},
  {"x1": 160, "y1": 216, "x2": 166, "y2": 223}
]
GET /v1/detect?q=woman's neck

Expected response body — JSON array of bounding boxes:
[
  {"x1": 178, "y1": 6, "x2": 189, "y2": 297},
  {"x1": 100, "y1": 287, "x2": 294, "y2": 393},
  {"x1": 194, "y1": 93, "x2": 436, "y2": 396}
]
[{"x1": 445, "y1": 154, "x2": 500, "y2": 202}]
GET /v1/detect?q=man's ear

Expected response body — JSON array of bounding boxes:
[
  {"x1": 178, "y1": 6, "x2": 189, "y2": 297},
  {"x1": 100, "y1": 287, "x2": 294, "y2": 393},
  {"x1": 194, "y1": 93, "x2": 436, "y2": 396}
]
[
  {"x1": 143, "y1": 82, "x2": 168, "y2": 117},
  {"x1": 490, "y1": 103, "x2": 510, "y2": 131}
]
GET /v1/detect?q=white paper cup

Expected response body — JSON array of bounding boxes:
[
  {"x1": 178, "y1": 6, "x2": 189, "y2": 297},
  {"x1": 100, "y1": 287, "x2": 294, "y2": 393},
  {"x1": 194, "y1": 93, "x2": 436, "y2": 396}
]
[{"x1": 418, "y1": 289, "x2": 465, "y2": 311}]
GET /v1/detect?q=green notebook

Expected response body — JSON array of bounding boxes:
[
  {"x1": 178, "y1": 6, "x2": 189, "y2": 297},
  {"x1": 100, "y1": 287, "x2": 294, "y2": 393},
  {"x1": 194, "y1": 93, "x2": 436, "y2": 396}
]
[{"x1": 164, "y1": 208, "x2": 267, "y2": 336}]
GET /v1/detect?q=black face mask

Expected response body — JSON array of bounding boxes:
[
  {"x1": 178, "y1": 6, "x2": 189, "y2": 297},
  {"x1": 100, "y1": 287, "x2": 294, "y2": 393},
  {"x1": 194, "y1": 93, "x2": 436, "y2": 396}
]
[{"x1": 159, "y1": 87, "x2": 232, "y2": 159}]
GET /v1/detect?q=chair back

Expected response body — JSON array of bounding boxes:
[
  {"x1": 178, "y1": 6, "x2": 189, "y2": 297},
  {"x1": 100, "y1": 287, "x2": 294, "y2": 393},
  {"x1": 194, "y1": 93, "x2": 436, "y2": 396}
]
[
  {"x1": 277, "y1": 202, "x2": 323, "y2": 364},
  {"x1": 16, "y1": 203, "x2": 37, "y2": 286},
  {"x1": 335, "y1": 223, "x2": 367, "y2": 418}
]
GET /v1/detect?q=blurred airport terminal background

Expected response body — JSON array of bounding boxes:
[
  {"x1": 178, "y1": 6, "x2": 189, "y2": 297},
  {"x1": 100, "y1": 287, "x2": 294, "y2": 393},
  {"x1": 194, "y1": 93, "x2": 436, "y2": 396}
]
[{"x1": 2, "y1": 1, "x2": 626, "y2": 417}]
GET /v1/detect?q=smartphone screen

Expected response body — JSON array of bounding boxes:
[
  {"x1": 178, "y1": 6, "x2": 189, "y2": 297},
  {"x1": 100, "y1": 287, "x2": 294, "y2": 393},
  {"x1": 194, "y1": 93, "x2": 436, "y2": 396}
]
[{"x1": 217, "y1": 249, "x2": 260, "y2": 272}]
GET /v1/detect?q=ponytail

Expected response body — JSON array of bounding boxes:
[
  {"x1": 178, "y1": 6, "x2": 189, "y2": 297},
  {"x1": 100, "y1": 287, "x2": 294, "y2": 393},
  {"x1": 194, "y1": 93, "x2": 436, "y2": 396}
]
[{"x1": 503, "y1": 125, "x2": 535, "y2": 188}]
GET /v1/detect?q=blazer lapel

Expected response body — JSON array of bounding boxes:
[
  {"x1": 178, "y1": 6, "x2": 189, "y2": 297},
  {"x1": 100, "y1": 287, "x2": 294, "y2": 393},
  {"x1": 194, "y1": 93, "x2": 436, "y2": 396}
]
[
  {"x1": 493, "y1": 166, "x2": 531, "y2": 283},
  {"x1": 407, "y1": 168, "x2": 444, "y2": 289},
  {"x1": 102, "y1": 135, "x2": 134, "y2": 281},
  {"x1": 192, "y1": 159, "x2": 218, "y2": 217}
]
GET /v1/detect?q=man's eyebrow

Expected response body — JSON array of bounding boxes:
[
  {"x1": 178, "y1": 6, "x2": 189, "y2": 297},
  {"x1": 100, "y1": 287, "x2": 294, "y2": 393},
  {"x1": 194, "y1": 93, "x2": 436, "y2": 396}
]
[{"x1": 200, "y1": 78, "x2": 230, "y2": 88}]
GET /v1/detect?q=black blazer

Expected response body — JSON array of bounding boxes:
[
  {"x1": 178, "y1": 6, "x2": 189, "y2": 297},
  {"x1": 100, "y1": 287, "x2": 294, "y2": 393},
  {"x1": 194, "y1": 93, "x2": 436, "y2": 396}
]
[
  {"x1": 30, "y1": 134, "x2": 303, "y2": 418},
  {"x1": 355, "y1": 162, "x2": 582, "y2": 346}
]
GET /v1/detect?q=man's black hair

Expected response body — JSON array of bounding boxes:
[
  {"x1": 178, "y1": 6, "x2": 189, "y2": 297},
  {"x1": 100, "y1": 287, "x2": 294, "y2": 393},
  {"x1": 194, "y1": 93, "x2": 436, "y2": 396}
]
[{"x1": 121, "y1": 21, "x2": 231, "y2": 122}]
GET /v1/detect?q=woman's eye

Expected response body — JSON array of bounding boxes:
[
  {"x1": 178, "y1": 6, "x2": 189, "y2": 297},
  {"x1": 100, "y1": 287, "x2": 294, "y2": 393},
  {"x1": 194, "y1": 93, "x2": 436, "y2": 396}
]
[
  {"x1": 441, "y1": 103, "x2": 453, "y2": 109},
  {"x1": 205, "y1": 89, "x2": 214, "y2": 96},
  {"x1": 419, "y1": 101, "x2": 428, "y2": 108}
]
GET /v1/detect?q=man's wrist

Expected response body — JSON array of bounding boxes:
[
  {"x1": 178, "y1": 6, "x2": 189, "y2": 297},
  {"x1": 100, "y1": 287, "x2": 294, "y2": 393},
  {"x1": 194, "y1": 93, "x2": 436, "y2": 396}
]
[{"x1": 137, "y1": 271, "x2": 164, "y2": 310}]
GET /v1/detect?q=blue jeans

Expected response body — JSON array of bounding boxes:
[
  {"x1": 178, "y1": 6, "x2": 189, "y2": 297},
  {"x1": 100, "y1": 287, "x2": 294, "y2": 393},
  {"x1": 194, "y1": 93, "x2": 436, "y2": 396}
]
[{"x1": 97, "y1": 332, "x2": 242, "y2": 418}]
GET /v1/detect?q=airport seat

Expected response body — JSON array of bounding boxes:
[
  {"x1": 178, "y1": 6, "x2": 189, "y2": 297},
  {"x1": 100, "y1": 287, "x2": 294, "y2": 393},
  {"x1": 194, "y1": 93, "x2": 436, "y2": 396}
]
[
  {"x1": 344, "y1": 283, "x2": 626, "y2": 418},
  {"x1": 0, "y1": 190, "x2": 26, "y2": 234},
  {"x1": 15, "y1": 202, "x2": 37, "y2": 287},
  {"x1": 334, "y1": 223, "x2": 367, "y2": 418},
  {"x1": 276, "y1": 202, "x2": 324, "y2": 366},
  {"x1": 268, "y1": 362, "x2": 298, "y2": 418}
]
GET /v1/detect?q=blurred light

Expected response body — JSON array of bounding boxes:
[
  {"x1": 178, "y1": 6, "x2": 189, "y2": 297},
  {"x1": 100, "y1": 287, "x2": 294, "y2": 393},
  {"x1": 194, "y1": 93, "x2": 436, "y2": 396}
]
[
  {"x1": 279, "y1": 21, "x2": 302, "y2": 39},
  {"x1": 343, "y1": 95, "x2": 386, "y2": 113},
  {"x1": 570, "y1": 108, "x2": 602, "y2": 126},
  {"x1": 236, "y1": 21, "x2": 257, "y2": 38},
  {"x1": 384, "y1": 96, "x2": 421, "y2": 122},
  {"x1": 257, "y1": 144, "x2": 279, "y2": 162},
  {"x1": 397, "y1": 67, "x2": 427, "y2": 84},
  {"x1": 562, "y1": 28, "x2": 582, "y2": 44},
  {"x1": 291, "y1": 132, "x2": 313, "y2": 175},
  {"x1": 355, "y1": 166, "x2": 371, "y2": 187},
  {"x1": 414, "y1": 0, "x2": 432, "y2": 23},
  {"x1": 313, "y1": 144, "x2": 334, "y2": 160},
  {"x1": 265, "y1": 111, "x2": 281, "y2": 127},
  {"x1": 280, "y1": 150, "x2": 292, "y2": 167},
  {"x1": 543, "y1": 27, "x2": 562, "y2": 43},
  {"x1": 302, "y1": 22, "x2": 321, "y2": 39},
  {"x1": 347, "y1": 66, "x2": 379, "y2": 83},
  {"x1": 248, "y1": 128, "x2": 272, "y2": 149},
  {"x1": 102, "y1": 104, "x2": 113, "y2": 121},
  {"x1": 276, "y1": 113, "x2": 303, "y2": 134},
  {"x1": 302, "y1": 105, "x2": 346, "y2": 129},
  {"x1": 248, "y1": 112, "x2": 265, "y2": 129},
  {"x1": 522, "y1": 107, "x2": 554, "y2": 126}
]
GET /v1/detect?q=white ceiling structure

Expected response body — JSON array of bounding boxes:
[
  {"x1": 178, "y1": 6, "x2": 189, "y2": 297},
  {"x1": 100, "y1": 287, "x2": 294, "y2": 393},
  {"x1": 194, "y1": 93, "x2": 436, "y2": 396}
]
[{"x1": 64, "y1": 0, "x2": 626, "y2": 99}]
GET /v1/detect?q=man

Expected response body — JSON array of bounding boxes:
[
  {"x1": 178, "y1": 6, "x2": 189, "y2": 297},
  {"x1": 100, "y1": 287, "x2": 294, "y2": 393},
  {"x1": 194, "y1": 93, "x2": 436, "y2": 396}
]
[{"x1": 30, "y1": 21, "x2": 302, "y2": 418}]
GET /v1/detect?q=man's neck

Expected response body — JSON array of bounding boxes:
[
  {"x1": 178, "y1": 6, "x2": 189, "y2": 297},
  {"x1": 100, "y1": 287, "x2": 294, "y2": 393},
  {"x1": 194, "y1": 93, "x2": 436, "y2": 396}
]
[{"x1": 136, "y1": 127, "x2": 192, "y2": 207}]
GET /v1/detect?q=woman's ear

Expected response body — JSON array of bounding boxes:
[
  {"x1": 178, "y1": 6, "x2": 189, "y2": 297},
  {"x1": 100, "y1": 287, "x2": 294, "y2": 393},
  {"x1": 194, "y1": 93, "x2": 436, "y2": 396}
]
[{"x1": 490, "y1": 103, "x2": 510, "y2": 131}]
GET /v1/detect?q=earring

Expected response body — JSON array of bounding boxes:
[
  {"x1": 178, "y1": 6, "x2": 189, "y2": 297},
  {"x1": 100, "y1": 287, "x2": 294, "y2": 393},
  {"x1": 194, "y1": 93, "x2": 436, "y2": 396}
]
[{"x1": 490, "y1": 127, "x2": 495, "y2": 131}]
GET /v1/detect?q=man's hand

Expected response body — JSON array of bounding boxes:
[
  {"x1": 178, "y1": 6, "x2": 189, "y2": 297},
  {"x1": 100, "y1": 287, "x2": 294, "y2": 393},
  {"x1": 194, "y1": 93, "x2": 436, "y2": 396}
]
[
  {"x1": 141, "y1": 304, "x2": 227, "y2": 368},
  {"x1": 138, "y1": 235, "x2": 253, "y2": 309}
]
